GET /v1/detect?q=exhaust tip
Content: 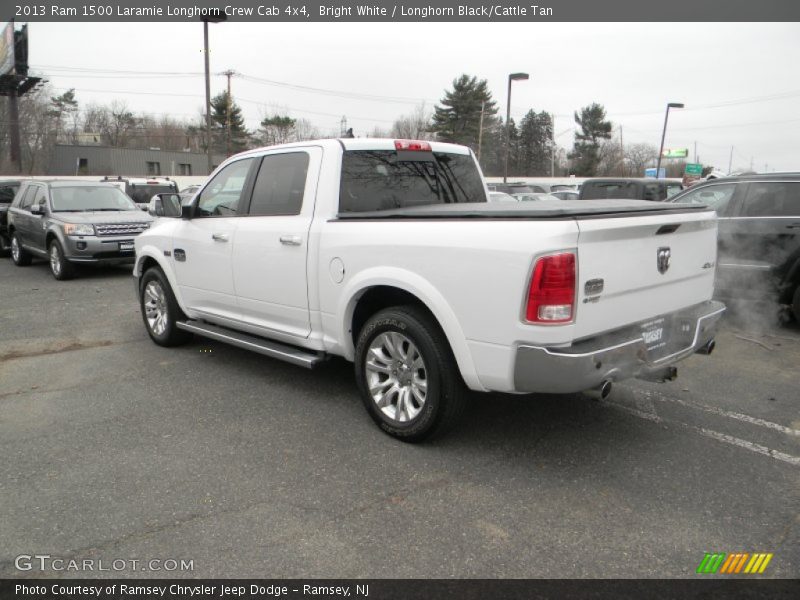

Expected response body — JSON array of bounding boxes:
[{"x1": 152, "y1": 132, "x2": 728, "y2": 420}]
[
  {"x1": 696, "y1": 339, "x2": 716, "y2": 355},
  {"x1": 585, "y1": 380, "x2": 613, "y2": 400}
]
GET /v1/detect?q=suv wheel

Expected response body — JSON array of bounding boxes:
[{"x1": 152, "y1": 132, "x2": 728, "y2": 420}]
[
  {"x1": 10, "y1": 233, "x2": 31, "y2": 266},
  {"x1": 354, "y1": 306, "x2": 466, "y2": 442},
  {"x1": 0, "y1": 235, "x2": 10, "y2": 257},
  {"x1": 140, "y1": 267, "x2": 192, "y2": 346},
  {"x1": 49, "y1": 240, "x2": 75, "y2": 280}
]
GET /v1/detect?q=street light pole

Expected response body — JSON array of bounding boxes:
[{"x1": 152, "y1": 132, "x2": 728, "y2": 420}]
[
  {"x1": 201, "y1": 12, "x2": 226, "y2": 175},
  {"x1": 655, "y1": 102, "x2": 684, "y2": 180},
  {"x1": 504, "y1": 72, "x2": 529, "y2": 183}
]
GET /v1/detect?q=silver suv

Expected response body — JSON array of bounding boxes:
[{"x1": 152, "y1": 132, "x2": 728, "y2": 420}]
[{"x1": 7, "y1": 180, "x2": 153, "y2": 280}]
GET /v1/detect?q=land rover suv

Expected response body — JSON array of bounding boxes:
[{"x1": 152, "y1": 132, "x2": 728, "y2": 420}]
[
  {"x1": 670, "y1": 173, "x2": 800, "y2": 320},
  {"x1": 7, "y1": 180, "x2": 153, "y2": 280}
]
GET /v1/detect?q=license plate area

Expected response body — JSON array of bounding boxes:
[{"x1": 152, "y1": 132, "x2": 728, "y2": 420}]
[
  {"x1": 119, "y1": 241, "x2": 134, "y2": 252},
  {"x1": 640, "y1": 315, "x2": 671, "y2": 355}
]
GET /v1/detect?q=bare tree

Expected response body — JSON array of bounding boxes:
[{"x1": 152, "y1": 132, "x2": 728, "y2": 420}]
[
  {"x1": 596, "y1": 139, "x2": 624, "y2": 176},
  {"x1": 624, "y1": 143, "x2": 659, "y2": 177},
  {"x1": 391, "y1": 103, "x2": 433, "y2": 140}
]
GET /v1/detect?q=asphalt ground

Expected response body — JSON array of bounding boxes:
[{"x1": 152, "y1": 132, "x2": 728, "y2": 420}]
[{"x1": 0, "y1": 257, "x2": 798, "y2": 579}]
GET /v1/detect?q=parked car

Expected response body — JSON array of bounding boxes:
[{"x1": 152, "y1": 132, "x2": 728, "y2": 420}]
[
  {"x1": 0, "y1": 179, "x2": 22, "y2": 255},
  {"x1": 101, "y1": 176, "x2": 179, "y2": 210},
  {"x1": 7, "y1": 180, "x2": 153, "y2": 280},
  {"x1": 487, "y1": 182, "x2": 536, "y2": 195},
  {"x1": 669, "y1": 173, "x2": 800, "y2": 320},
  {"x1": 489, "y1": 191, "x2": 518, "y2": 202},
  {"x1": 550, "y1": 190, "x2": 580, "y2": 201},
  {"x1": 579, "y1": 178, "x2": 683, "y2": 201},
  {"x1": 135, "y1": 138, "x2": 722, "y2": 441},
  {"x1": 179, "y1": 184, "x2": 203, "y2": 204},
  {"x1": 513, "y1": 193, "x2": 562, "y2": 202}
]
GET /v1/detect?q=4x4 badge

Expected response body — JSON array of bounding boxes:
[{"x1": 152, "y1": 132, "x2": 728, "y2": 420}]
[{"x1": 657, "y1": 247, "x2": 671, "y2": 274}]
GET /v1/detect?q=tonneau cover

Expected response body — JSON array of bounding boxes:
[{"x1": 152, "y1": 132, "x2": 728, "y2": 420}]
[{"x1": 336, "y1": 199, "x2": 708, "y2": 220}]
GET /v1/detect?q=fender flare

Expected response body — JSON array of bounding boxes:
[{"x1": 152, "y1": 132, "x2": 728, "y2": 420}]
[
  {"x1": 336, "y1": 267, "x2": 485, "y2": 391},
  {"x1": 134, "y1": 247, "x2": 189, "y2": 314}
]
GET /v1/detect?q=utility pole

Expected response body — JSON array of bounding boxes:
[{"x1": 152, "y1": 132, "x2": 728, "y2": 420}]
[
  {"x1": 222, "y1": 69, "x2": 236, "y2": 156},
  {"x1": 693, "y1": 141, "x2": 697, "y2": 163},
  {"x1": 728, "y1": 146, "x2": 734, "y2": 174},
  {"x1": 618, "y1": 125, "x2": 624, "y2": 176},
  {"x1": 340, "y1": 116, "x2": 347, "y2": 137},
  {"x1": 477, "y1": 101, "x2": 485, "y2": 161}
]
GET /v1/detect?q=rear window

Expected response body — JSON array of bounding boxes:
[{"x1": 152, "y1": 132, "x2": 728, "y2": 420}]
[
  {"x1": 0, "y1": 183, "x2": 19, "y2": 204},
  {"x1": 581, "y1": 182, "x2": 637, "y2": 200},
  {"x1": 339, "y1": 150, "x2": 486, "y2": 213}
]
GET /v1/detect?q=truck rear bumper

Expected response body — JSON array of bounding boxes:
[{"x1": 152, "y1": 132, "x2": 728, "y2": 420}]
[{"x1": 513, "y1": 300, "x2": 726, "y2": 394}]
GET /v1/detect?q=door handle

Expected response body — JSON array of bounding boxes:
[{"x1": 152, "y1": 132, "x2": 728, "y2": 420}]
[
  {"x1": 211, "y1": 233, "x2": 229, "y2": 242},
  {"x1": 279, "y1": 235, "x2": 302, "y2": 246}
]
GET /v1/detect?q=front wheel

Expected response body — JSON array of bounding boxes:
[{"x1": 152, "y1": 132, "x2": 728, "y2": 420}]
[
  {"x1": 354, "y1": 306, "x2": 466, "y2": 442},
  {"x1": 139, "y1": 267, "x2": 192, "y2": 347},
  {"x1": 49, "y1": 240, "x2": 75, "y2": 280}
]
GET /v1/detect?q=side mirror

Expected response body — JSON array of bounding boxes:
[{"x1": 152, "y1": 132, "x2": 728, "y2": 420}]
[
  {"x1": 148, "y1": 193, "x2": 182, "y2": 218},
  {"x1": 30, "y1": 202, "x2": 46, "y2": 216}
]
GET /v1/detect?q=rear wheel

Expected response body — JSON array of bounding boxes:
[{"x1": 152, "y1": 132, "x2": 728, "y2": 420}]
[
  {"x1": 355, "y1": 306, "x2": 466, "y2": 442},
  {"x1": 10, "y1": 233, "x2": 31, "y2": 266},
  {"x1": 49, "y1": 240, "x2": 75, "y2": 280},
  {"x1": 139, "y1": 267, "x2": 192, "y2": 346}
]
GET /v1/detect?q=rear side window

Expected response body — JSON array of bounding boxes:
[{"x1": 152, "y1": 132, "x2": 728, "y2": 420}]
[
  {"x1": 741, "y1": 182, "x2": 800, "y2": 217},
  {"x1": 249, "y1": 153, "x2": 309, "y2": 216},
  {"x1": 339, "y1": 150, "x2": 486, "y2": 213},
  {"x1": 677, "y1": 183, "x2": 736, "y2": 214}
]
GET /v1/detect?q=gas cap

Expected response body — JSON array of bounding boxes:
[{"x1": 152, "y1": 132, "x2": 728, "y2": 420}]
[{"x1": 329, "y1": 257, "x2": 345, "y2": 284}]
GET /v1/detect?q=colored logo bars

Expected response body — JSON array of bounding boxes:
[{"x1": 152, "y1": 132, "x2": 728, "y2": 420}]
[{"x1": 696, "y1": 552, "x2": 773, "y2": 574}]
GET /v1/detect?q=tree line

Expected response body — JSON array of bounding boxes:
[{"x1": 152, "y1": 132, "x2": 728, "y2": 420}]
[{"x1": 0, "y1": 73, "x2": 676, "y2": 177}]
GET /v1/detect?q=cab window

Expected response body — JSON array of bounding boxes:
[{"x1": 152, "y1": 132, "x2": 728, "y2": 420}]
[
  {"x1": 677, "y1": 183, "x2": 736, "y2": 215},
  {"x1": 248, "y1": 153, "x2": 309, "y2": 216},
  {"x1": 196, "y1": 158, "x2": 255, "y2": 217}
]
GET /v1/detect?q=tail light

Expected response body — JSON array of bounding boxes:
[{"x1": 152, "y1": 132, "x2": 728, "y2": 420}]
[
  {"x1": 526, "y1": 252, "x2": 576, "y2": 323},
  {"x1": 394, "y1": 139, "x2": 431, "y2": 152}
]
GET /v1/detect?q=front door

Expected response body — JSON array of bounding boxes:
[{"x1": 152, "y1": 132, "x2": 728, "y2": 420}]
[{"x1": 171, "y1": 157, "x2": 257, "y2": 322}]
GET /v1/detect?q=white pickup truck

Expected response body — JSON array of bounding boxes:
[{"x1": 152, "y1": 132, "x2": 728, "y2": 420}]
[{"x1": 134, "y1": 138, "x2": 724, "y2": 441}]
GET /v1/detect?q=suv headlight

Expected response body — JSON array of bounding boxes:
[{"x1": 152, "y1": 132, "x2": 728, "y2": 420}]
[{"x1": 64, "y1": 223, "x2": 95, "y2": 236}]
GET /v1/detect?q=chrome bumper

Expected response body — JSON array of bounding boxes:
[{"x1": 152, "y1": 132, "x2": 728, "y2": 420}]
[{"x1": 513, "y1": 300, "x2": 726, "y2": 394}]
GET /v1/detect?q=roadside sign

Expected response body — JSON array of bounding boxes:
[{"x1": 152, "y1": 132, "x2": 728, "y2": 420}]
[
  {"x1": 645, "y1": 168, "x2": 666, "y2": 179},
  {"x1": 662, "y1": 148, "x2": 689, "y2": 158},
  {"x1": 685, "y1": 163, "x2": 703, "y2": 176}
]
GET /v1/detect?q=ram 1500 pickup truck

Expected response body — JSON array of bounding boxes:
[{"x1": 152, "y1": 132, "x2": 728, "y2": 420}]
[{"x1": 134, "y1": 138, "x2": 724, "y2": 441}]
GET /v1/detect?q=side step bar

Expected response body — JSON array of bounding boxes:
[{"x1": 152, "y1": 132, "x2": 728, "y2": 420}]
[{"x1": 176, "y1": 320, "x2": 326, "y2": 369}]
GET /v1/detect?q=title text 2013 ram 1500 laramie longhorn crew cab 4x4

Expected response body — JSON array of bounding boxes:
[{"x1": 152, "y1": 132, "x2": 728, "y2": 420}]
[{"x1": 134, "y1": 139, "x2": 724, "y2": 441}]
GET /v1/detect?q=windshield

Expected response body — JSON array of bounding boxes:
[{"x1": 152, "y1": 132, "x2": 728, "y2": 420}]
[
  {"x1": 129, "y1": 185, "x2": 176, "y2": 204},
  {"x1": 339, "y1": 150, "x2": 486, "y2": 212},
  {"x1": 51, "y1": 186, "x2": 139, "y2": 212}
]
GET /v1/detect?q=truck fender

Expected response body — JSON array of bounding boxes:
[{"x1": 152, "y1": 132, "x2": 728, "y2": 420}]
[
  {"x1": 337, "y1": 267, "x2": 485, "y2": 392},
  {"x1": 133, "y1": 247, "x2": 189, "y2": 315}
]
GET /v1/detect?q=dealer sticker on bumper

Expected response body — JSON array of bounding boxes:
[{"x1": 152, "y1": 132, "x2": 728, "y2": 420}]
[
  {"x1": 119, "y1": 241, "x2": 134, "y2": 252},
  {"x1": 640, "y1": 316, "x2": 670, "y2": 353}
]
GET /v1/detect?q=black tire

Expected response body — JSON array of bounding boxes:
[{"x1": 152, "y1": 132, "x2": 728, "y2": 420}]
[
  {"x1": 139, "y1": 267, "x2": 192, "y2": 347},
  {"x1": 792, "y1": 285, "x2": 800, "y2": 323},
  {"x1": 10, "y1": 232, "x2": 31, "y2": 266},
  {"x1": 48, "y1": 240, "x2": 75, "y2": 280},
  {"x1": 0, "y1": 235, "x2": 10, "y2": 257},
  {"x1": 354, "y1": 305, "x2": 466, "y2": 442}
]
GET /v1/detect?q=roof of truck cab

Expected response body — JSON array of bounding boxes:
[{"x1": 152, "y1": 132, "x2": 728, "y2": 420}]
[{"x1": 233, "y1": 138, "x2": 472, "y2": 157}]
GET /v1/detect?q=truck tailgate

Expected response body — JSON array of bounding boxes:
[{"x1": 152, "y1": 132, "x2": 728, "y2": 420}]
[{"x1": 573, "y1": 209, "x2": 718, "y2": 341}]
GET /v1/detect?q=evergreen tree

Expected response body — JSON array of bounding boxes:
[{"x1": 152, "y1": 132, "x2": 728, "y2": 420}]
[
  {"x1": 48, "y1": 89, "x2": 79, "y2": 143},
  {"x1": 431, "y1": 74, "x2": 498, "y2": 152},
  {"x1": 569, "y1": 103, "x2": 612, "y2": 176},
  {"x1": 260, "y1": 115, "x2": 296, "y2": 146},
  {"x1": 518, "y1": 110, "x2": 553, "y2": 176},
  {"x1": 211, "y1": 91, "x2": 249, "y2": 154}
]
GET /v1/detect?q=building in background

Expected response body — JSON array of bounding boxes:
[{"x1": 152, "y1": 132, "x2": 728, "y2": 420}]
[{"x1": 47, "y1": 145, "x2": 225, "y2": 177}]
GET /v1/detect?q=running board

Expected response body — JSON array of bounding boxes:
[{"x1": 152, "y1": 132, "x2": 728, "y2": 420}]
[{"x1": 176, "y1": 320, "x2": 325, "y2": 369}]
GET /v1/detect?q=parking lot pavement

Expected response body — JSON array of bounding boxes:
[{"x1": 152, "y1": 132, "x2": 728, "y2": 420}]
[{"x1": 0, "y1": 258, "x2": 798, "y2": 579}]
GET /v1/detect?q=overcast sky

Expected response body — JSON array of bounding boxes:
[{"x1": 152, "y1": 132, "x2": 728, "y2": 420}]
[{"x1": 26, "y1": 21, "x2": 800, "y2": 172}]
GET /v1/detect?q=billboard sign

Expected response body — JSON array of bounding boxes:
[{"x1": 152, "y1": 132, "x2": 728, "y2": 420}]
[
  {"x1": 661, "y1": 148, "x2": 689, "y2": 158},
  {"x1": 0, "y1": 23, "x2": 14, "y2": 77}
]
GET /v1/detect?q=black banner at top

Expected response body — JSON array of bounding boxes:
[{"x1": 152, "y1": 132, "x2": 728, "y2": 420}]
[{"x1": 3, "y1": 0, "x2": 800, "y2": 22}]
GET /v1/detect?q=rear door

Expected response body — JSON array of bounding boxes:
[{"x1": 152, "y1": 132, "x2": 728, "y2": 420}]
[
  {"x1": 724, "y1": 181, "x2": 800, "y2": 295},
  {"x1": 12, "y1": 185, "x2": 37, "y2": 247},
  {"x1": 232, "y1": 147, "x2": 322, "y2": 338}
]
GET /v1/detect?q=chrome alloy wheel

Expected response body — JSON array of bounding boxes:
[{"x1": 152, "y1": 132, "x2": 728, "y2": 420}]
[
  {"x1": 144, "y1": 280, "x2": 168, "y2": 336},
  {"x1": 365, "y1": 332, "x2": 428, "y2": 423},
  {"x1": 50, "y1": 245, "x2": 61, "y2": 276},
  {"x1": 11, "y1": 236, "x2": 20, "y2": 262}
]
